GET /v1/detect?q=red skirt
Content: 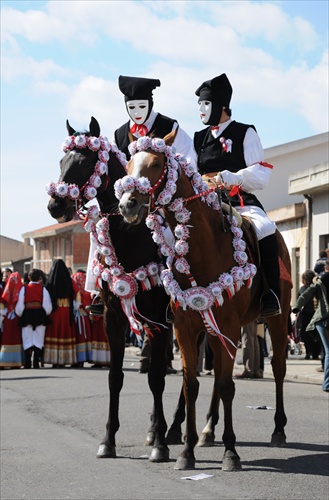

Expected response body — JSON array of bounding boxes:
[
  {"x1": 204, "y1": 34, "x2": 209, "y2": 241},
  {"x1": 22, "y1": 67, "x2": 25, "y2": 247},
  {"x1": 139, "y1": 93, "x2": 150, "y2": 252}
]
[
  {"x1": 44, "y1": 301, "x2": 76, "y2": 366},
  {"x1": 0, "y1": 314, "x2": 24, "y2": 368}
]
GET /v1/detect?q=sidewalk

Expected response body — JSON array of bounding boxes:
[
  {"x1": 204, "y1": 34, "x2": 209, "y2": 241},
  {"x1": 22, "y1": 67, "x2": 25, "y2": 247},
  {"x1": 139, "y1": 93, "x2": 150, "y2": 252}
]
[{"x1": 125, "y1": 346, "x2": 324, "y2": 386}]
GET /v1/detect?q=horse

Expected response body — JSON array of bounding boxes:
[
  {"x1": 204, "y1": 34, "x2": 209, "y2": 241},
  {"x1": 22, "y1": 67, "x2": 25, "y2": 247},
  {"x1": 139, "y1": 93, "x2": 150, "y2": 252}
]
[
  {"x1": 47, "y1": 117, "x2": 172, "y2": 462},
  {"x1": 117, "y1": 132, "x2": 292, "y2": 471}
]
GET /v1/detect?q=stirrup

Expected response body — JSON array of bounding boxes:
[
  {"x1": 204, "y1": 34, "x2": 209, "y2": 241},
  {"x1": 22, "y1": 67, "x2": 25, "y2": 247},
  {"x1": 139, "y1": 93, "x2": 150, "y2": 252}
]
[{"x1": 261, "y1": 289, "x2": 281, "y2": 317}]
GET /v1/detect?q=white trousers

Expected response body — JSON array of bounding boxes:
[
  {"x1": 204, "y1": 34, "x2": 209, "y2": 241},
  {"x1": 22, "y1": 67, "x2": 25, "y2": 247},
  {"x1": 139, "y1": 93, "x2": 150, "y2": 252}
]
[
  {"x1": 235, "y1": 205, "x2": 276, "y2": 240},
  {"x1": 22, "y1": 325, "x2": 46, "y2": 350}
]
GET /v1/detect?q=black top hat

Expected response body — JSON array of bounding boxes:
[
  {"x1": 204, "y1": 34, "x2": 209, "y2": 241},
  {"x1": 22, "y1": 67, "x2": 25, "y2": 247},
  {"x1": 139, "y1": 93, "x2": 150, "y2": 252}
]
[
  {"x1": 195, "y1": 73, "x2": 232, "y2": 107},
  {"x1": 118, "y1": 76, "x2": 161, "y2": 102}
]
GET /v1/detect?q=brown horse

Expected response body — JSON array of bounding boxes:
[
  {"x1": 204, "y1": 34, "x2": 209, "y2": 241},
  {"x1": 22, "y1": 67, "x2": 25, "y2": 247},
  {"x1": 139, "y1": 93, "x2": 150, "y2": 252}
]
[{"x1": 118, "y1": 132, "x2": 292, "y2": 471}]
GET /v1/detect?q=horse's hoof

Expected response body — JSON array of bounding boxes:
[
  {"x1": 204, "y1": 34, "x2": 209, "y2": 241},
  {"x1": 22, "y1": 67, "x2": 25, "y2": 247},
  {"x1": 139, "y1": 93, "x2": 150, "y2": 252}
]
[
  {"x1": 222, "y1": 450, "x2": 242, "y2": 471},
  {"x1": 96, "y1": 443, "x2": 116, "y2": 458},
  {"x1": 270, "y1": 432, "x2": 286, "y2": 447},
  {"x1": 144, "y1": 431, "x2": 155, "y2": 446},
  {"x1": 197, "y1": 432, "x2": 215, "y2": 447},
  {"x1": 166, "y1": 428, "x2": 183, "y2": 445},
  {"x1": 149, "y1": 446, "x2": 170, "y2": 463},
  {"x1": 174, "y1": 455, "x2": 195, "y2": 470}
]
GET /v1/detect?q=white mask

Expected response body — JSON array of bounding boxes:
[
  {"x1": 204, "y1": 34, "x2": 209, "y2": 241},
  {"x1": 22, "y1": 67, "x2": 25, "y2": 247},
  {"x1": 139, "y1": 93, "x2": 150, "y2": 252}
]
[
  {"x1": 199, "y1": 100, "x2": 212, "y2": 125},
  {"x1": 126, "y1": 100, "x2": 149, "y2": 124}
]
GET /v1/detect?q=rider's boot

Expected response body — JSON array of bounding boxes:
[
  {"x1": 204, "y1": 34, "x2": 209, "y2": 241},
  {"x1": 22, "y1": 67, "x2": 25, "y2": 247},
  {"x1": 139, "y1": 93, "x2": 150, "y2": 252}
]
[
  {"x1": 258, "y1": 233, "x2": 281, "y2": 317},
  {"x1": 85, "y1": 295, "x2": 104, "y2": 316}
]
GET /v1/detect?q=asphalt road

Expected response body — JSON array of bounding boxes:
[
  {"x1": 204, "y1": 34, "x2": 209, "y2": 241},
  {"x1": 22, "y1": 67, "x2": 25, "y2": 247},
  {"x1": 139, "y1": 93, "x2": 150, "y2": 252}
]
[{"x1": 1, "y1": 351, "x2": 328, "y2": 500}]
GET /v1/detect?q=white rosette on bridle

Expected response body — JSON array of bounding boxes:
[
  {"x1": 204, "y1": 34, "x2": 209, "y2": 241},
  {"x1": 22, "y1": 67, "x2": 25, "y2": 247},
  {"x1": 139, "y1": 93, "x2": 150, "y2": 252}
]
[
  {"x1": 231, "y1": 266, "x2": 245, "y2": 292},
  {"x1": 134, "y1": 266, "x2": 151, "y2": 291}
]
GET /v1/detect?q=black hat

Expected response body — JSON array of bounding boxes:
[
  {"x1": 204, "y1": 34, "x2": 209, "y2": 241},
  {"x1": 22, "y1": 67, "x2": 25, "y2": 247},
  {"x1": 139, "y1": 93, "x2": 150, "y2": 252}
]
[
  {"x1": 195, "y1": 73, "x2": 232, "y2": 107},
  {"x1": 118, "y1": 76, "x2": 161, "y2": 102}
]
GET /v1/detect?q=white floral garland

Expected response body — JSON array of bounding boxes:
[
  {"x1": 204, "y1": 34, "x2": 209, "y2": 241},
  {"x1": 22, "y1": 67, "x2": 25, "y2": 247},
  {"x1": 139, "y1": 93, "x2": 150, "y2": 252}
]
[
  {"x1": 115, "y1": 137, "x2": 257, "y2": 357},
  {"x1": 46, "y1": 133, "x2": 127, "y2": 201}
]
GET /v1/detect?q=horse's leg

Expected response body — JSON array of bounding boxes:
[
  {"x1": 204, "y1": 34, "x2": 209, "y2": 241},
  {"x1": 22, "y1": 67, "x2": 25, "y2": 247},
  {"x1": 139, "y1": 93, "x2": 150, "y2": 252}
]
[
  {"x1": 146, "y1": 327, "x2": 170, "y2": 462},
  {"x1": 197, "y1": 382, "x2": 220, "y2": 447},
  {"x1": 211, "y1": 333, "x2": 242, "y2": 471},
  {"x1": 166, "y1": 385, "x2": 185, "y2": 445},
  {"x1": 174, "y1": 322, "x2": 200, "y2": 470},
  {"x1": 97, "y1": 310, "x2": 126, "y2": 459},
  {"x1": 266, "y1": 312, "x2": 288, "y2": 447}
]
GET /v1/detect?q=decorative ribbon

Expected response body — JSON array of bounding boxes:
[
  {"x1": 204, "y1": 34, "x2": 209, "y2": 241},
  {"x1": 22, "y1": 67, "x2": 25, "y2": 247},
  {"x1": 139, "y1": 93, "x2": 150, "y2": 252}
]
[{"x1": 130, "y1": 123, "x2": 148, "y2": 137}]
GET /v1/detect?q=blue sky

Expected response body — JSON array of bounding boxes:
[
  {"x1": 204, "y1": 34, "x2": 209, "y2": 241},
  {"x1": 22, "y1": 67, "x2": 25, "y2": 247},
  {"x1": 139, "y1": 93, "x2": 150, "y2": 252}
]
[{"x1": 1, "y1": 0, "x2": 328, "y2": 241}]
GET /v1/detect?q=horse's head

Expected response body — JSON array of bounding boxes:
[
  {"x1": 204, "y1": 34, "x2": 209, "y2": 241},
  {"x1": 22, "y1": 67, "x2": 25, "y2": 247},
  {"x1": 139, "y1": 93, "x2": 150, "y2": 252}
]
[
  {"x1": 118, "y1": 131, "x2": 176, "y2": 225},
  {"x1": 47, "y1": 117, "x2": 127, "y2": 223}
]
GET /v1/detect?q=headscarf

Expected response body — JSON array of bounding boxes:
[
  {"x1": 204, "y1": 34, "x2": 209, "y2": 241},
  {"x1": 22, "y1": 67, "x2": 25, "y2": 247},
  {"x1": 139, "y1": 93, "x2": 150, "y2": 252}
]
[
  {"x1": 46, "y1": 259, "x2": 75, "y2": 322},
  {"x1": 2, "y1": 271, "x2": 22, "y2": 314}
]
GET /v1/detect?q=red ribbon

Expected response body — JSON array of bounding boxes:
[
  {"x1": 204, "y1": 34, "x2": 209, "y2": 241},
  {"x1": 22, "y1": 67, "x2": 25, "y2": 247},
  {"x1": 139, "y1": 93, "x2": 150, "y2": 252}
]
[
  {"x1": 130, "y1": 123, "x2": 148, "y2": 136},
  {"x1": 229, "y1": 185, "x2": 245, "y2": 207}
]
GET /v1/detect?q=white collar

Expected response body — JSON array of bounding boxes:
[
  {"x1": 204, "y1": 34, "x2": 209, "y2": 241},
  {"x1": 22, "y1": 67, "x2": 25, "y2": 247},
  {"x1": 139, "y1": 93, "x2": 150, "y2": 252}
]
[
  {"x1": 129, "y1": 109, "x2": 157, "y2": 134},
  {"x1": 210, "y1": 118, "x2": 232, "y2": 138}
]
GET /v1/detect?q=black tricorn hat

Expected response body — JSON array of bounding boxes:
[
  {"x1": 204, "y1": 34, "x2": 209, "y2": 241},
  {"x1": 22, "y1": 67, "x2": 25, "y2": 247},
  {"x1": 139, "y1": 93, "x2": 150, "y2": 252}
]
[
  {"x1": 195, "y1": 73, "x2": 232, "y2": 107},
  {"x1": 118, "y1": 75, "x2": 161, "y2": 101}
]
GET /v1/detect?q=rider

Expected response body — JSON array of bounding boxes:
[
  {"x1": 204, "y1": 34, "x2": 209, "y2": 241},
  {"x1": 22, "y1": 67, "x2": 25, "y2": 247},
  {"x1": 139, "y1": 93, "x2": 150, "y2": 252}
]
[
  {"x1": 193, "y1": 73, "x2": 281, "y2": 317},
  {"x1": 114, "y1": 75, "x2": 193, "y2": 159}
]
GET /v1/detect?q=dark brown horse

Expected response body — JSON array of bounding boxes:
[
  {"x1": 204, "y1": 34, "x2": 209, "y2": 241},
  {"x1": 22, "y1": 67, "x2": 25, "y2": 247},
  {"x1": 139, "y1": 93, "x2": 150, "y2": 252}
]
[
  {"x1": 118, "y1": 132, "x2": 292, "y2": 471},
  {"x1": 47, "y1": 117, "x2": 172, "y2": 462}
]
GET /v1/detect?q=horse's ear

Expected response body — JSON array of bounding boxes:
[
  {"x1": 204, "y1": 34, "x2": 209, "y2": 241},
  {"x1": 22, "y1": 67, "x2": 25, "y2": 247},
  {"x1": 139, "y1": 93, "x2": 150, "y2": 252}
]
[
  {"x1": 163, "y1": 128, "x2": 178, "y2": 147},
  {"x1": 89, "y1": 117, "x2": 100, "y2": 137},
  {"x1": 66, "y1": 120, "x2": 76, "y2": 136}
]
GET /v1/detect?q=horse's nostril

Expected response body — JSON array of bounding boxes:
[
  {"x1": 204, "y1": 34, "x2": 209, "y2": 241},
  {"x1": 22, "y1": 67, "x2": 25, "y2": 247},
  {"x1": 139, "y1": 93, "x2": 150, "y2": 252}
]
[{"x1": 127, "y1": 198, "x2": 137, "y2": 209}]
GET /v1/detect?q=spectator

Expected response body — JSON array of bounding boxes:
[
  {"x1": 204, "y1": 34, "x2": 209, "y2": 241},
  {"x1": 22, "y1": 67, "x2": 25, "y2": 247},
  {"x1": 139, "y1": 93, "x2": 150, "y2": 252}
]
[
  {"x1": 71, "y1": 270, "x2": 92, "y2": 368},
  {"x1": 0, "y1": 272, "x2": 24, "y2": 369},
  {"x1": 89, "y1": 310, "x2": 111, "y2": 368},
  {"x1": 314, "y1": 250, "x2": 328, "y2": 277},
  {"x1": 292, "y1": 260, "x2": 329, "y2": 392},
  {"x1": 44, "y1": 259, "x2": 77, "y2": 368},
  {"x1": 15, "y1": 269, "x2": 52, "y2": 369}
]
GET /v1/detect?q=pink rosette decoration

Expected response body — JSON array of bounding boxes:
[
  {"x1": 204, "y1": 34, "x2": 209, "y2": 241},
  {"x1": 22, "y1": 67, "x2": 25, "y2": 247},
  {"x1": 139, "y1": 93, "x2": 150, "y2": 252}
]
[
  {"x1": 229, "y1": 215, "x2": 238, "y2": 227},
  {"x1": 84, "y1": 185, "x2": 97, "y2": 201},
  {"x1": 100, "y1": 136, "x2": 110, "y2": 151},
  {"x1": 98, "y1": 150, "x2": 109, "y2": 163},
  {"x1": 165, "y1": 180, "x2": 177, "y2": 195},
  {"x1": 157, "y1": 190, "x2": 172, "y2": 206},
  {"x1": 114, "y1": 179, "x2": 124, "y2": 200},
  {"x1": 167, "y1": 279, "x2": 180, "y2": 297},
  {"x1": 152, "y1": 229, "x2": 165, "y2": 245},
  {"x1": 117, "y1": 151, "x2": 128, "y2": 167},
  {"x1": 98, "y1": 230, "x2": 109, "y2": 245},
  {"x1": 105, "y1": 255, "x2": 116, "y2": 267},
  {"x1": 174, "y1": 224, "x2": 190, "y2": 240},
  {"x1": 87, "y1": 205, "x2": 100, "y2": 220},
  {"x1": 146, "y1": 263, "x2": 161, "y2": 287},
  {"x1": 101, "y1": 268, "x2": 112, "y2": 282},
  {"x1": 232, "y1": 237, "x2": 246, "y2": 252},
  {"x1": 68, "y1": 184, "x2": 80, "y2": 200},
  {"x1": 231, "y1": 266, "x2": 245, "y2": 292},
  {"x1": 110, "y1": 265, "x2": 123, "y2": 277},
  {"x1": 175, "y1": 208, "x2": 191, "y2": 224},
  {"x1": 96, "y1": 217, "x2": 109, "y2": 231},
  {"x1": 231, "y1": 226, "x2": 243, "y2": 239},
  {"x1": 55, "y1": 182, "x2": 69, "y2": 198},
  {"x1": 192, "y1": 172, "x2": 203, "y2": 188},
  {"x1": 93, "y1": 263, "x2": 104, "y2": 278},
  {"x1": 160, "y1": 243, "x2": 174, "y2": 258},
  {"x1": 219, "y1": 273, "x2": 235, "y2": 299},
  {"x1": 169, "y1": 198, "x2": 184, "y2": 213},
  {"x1": 46, "y1": 182, "x2": 56, "y2": 196},
  {"x1": 208, "y1": 282, "x2": 224, "y2": 307},
  {"x1": 233, "y1": 250, "x2": 248, "y2": 265},
  {"x1": 174, "y1": 257, "x2": 190, "y2": 274},
  {"x1": 175, "y1": 291, "x2": 187, "y2": 310},
  {"x1": 74, "y1": 135, "x2": 87, "y2": 149},
  {"x1": 128, "y1": 141, "x2": 138, "y2": 156},
  {"x1": 101, "y1": 245, "x2": 113, "y2": 256},
  {"x1": 121, "y1": 176, "x2": 136, "y2": 193},
  {"x1": 167, "y1": 169, "x2": 178, "y2": 182},
  {"x1": 136, "y1": 177, "x2": 151, "y2": 194},
  {"x1": 160, "y1": 269, "x2": 173, "y2": 288},
  {"x1": 175, "y1": 240, "x2": 189, "y2": 256},
  {"x1": 184, "y1": 287, "x2": 214, "y2": 312},
  {"x1": 111, "y1": 275, "x2": 138, "y2": 299},
  {"x1": 134, "y1": 266, "x2": 151, "y2": 291},
  {"x1": 95, "y1": 161, "x2": 108, "y2": 176},
  {"x1": 145, "y1": 213, "x2": 162, "y2": 231},
  {"x1": 244, "y1": 263, "x2": 257, "y2": 288},
  {"x1": 184, "y1": 162, "x2": 197, "y2": 177},
  {"x1": 88, "y1": 137, "x2": 101, "y2": 151},
  {"x1": 151, "y1": 138, "x2": 166, "y2": 152},
  {"x1": 206, "y1": 191, "x2": 218, "y2": 205},
  {"x1": 176, "y1": 154, "x2": 187, "y2": 167},
  {"x1": 62, "y1": 136, "x2": 75, "y2": 152},
  {"x1": 136, "y1": 136, "x2": 152, "y2": 151},
  {"x1": 90, "y1": 174, "x2": 102, "y2": 188}
]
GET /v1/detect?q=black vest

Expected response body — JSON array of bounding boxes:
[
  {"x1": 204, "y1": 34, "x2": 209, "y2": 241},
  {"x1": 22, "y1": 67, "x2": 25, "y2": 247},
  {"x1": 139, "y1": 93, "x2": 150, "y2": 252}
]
[
  {"x1": 193, "y1": 120, "x2": 264, "y2": 209},
  {"x1": 114, "y1": 113, "x2": 176, "y2": 160}
]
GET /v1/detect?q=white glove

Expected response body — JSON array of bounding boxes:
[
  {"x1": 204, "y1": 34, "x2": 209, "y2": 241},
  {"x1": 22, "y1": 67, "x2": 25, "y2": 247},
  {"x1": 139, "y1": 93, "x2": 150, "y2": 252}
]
[{"x1": 215, "y1": 170, "x2": 242, "y2": 188}]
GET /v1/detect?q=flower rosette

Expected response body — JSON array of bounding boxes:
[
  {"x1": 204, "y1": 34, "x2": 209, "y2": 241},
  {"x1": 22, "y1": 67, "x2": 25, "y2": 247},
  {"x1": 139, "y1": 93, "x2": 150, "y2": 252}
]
[
  {"x1": 167, "y1": 168, "x2": 178, "y2": 183},
  {"x1": 151, "y1": 138, "x2": 166, "y2": 153},
  {"x1": 62, "y1": 136, "x2": 75, "y2": 152},
  {"x1": 84, "y1": 185, "x2": 97, "y2": 201},
  {"x1": 128, "y1": 141, "x2": 138, "y2": 157},
  {"x1": 175, "y1": 291, "x2": 187, "y2": 310},
  {"x1": 175, "y1": 240, "x2": 189, "y2": 256},
  {"x1": 231, "y1": 226, "x2": 243, "y2": 239},
  {"x1": 175, "y1": 208, "x2": 191, "y2": 224},
  {"x1": 157, "y1": 190, "x2": 172, "y2": 206},
  {"x1": 114, "y1": 179, "x2": 124, "y2": 200},
  {"x1": 167, "y1": 279, "x2": 180, "y2": 299},
  {"x1": 109, "y1": 264, "x2": 123, "y2": 277},
  {"x1": 104, "y1": 255, "x2": 116, "y2": 267},
  {"x1": 152, "y1": 228, "x2": 166, "y2": 245},
  {"x1": 101, "y1": 245, "x2": 113, "y2": 257},
  {"x1": 160, "y1": 243, "x2": 174, "y2": 258},
  {"x1": 174, "y1": 257, "x2": 190, "y2": 274},
  {"x1": 219, "y1": 273, "x2": 235, "y2": 299},
  {"x1": 95, "y1": 161, "x2": 108, "y2": 176},
  {"x1": 87, "y1": 205, "x2": 100, "y2": 220},
  {"x1": 137, "y1": 136, "x2": 152, "y2": 151},
  {"x1": 208, "y1": 282, "x2": 224, "y2": 307},
  {"x1": 244, "y1": 263, "x2": 257, "y2": 288},
  {"x1": 74, "y1": 135, "x2": 87, "y2": 149},
  {"x1": 231, "y1": 266, "x2": 245, "y2": 292},
  {"x1": 136, "y1": 177, "x2": 151, "y2": 194},
  {"x1": 68, "y1": 184, "x2": 80, "y2": 200},
  {"x1": 232, "y1": 237, "x2": 246, "y2": 252},
  {"x1": 233, "y1": 250, "x2": 248, "y2": 265},
  {"x1": 96, "y1": 217, "x2": 109, "y2": 232},
  {"x1": 111, "y1": 274, "x2": 138, "y2": 300},
  {"x1": 88, "y1": 136, "x2": 101, "y2": 151},
  {"x1": 146, "y1": 263, "x2": 161, "y2": 287},
  {"x1": 92, "y1": 263, "x2": 104, "y2": 278},
  {"x1": 134, "y1": 266, "x2": 147, "y2": 282},
  {"x1": 89, "y1": 173, "x2": 102, "y2": 189},
  {"x1": 183, "y1": 162, "x2": 197, "y2": 177},
  {"x1": 145, "y1": 213, "x2": 163, "y2": 231},
  {"x1": 174, "y1": 224, "x2": 190, "y2": 240},
  {"x1": 101, "y1": 268, "x2": 112, "y2": 282},
  {"x1": 184, "y1": 287, "x2": 214, "y2": 312},
  {"x1": 55, "y1": 182, "x2": 69, "y2": 198},
  {"x1": 98, "y1": 150, "x2": 109, "y2": 163},
  {"x1": 165, "y1": 180, "x2": 177, "y2": 196},
  {"x1": 169, "y1": 198, "x2": 184, "y2": 213},
  {"x1": 160, "y1": 269, "x2": 173, "y2": 288},
  {"x1": 46, "y1": 182, "x2": 56, "y2": 196},
  {"x1": 176, "y1": 154, "x2": 188, "y2": 168},
  {"x1": 206, "y1": 191, "x2": 219, "y2": 206},
  {"x1": 121, "y1": 176, "x2": 136, "y2": 193}
]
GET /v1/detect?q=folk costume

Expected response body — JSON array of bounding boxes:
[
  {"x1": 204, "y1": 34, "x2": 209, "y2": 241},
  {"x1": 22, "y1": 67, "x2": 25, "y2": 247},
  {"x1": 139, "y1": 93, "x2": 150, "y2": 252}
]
[
  {"x1": 0, "y1": 272, "x2": 24, "y2": 369},
  {"x1": 44, "y1": 260, "x2": 78, "y2": 367},
  {"x1": 15, "y1": 270, "x2": 52, "y2": 369},
  {"x1": 193, "y1": 73, "x2": 280, "y2": 317},
  {"x1": 71, "y1": 271, "x2": 92, "y2": 366},
  {"x1": 114, "y1": 75, "x2": 193, "y2": 160}
]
